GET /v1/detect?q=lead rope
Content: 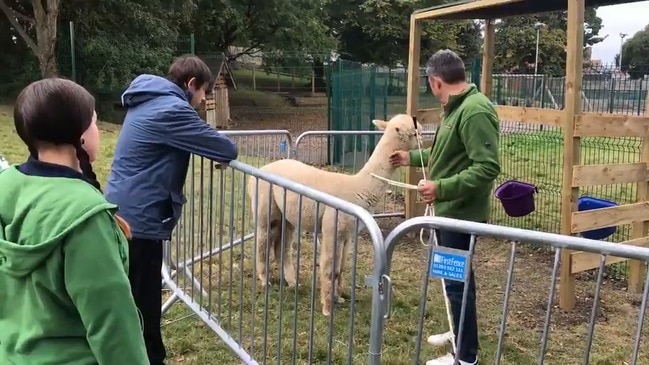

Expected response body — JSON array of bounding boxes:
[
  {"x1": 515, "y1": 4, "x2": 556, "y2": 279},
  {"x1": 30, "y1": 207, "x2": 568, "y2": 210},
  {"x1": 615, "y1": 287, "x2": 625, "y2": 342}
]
[{"x1": 370, "y1": 116, "x2": 456, "y2": 354}]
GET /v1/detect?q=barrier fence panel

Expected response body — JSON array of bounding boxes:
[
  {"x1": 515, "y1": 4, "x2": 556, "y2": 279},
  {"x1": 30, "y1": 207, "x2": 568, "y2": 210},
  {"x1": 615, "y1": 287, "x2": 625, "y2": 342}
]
[
  {"x1": 294, "y1": 130, "x2": 435, "y2": 219},
  {"x1": 381, "y1": 217, "x2": 649, "y2": 365},
  {"x1": 161, "y1": 130, "x2": 292, "y2": 317},
  {"x1": 161, "y1": 154, "x2": 389, "y2": 364}
]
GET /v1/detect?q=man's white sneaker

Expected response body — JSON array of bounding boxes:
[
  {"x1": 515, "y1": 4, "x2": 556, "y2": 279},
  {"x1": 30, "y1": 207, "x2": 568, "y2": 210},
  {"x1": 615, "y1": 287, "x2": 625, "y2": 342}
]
[
  {"x1": 425, "y1": 353, "x2": 478, "y2": 365},
  {"x1": 427, "y1": 331, "x2": 454, "y2": 346}
]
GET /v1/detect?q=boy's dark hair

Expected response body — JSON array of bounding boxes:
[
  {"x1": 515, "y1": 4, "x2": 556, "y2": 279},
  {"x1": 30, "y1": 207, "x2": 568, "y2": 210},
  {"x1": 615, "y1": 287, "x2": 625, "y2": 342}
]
[
  {"x1": 14, "y1": 78, "x2": 101, "y2": 190},
  {"x1": 425, "y1": 49, "x2": 467, "y2": 84},
  {"x1": 168, "y1": 54, "x2": 214, "y2": 90}
]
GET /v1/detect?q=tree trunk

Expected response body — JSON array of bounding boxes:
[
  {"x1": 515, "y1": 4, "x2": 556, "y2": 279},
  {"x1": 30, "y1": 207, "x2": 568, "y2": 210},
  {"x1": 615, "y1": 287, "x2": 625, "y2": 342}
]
[
  {"x1": 33, "y1": 0, "x2": 60, "y2": 78},
  {"x1": 0, "y1": 0, "x2": 61, "y2": 78}
]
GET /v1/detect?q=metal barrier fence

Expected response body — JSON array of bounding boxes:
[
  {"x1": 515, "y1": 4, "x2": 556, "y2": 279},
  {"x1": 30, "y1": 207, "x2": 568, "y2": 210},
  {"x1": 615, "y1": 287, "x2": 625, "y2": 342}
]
[
  {"x1": 381, "y1": 217, "x2": 649, "y2": 365},
  {"x1": 294, "y1": 130, "x2": 435, "y2": 219},
  {"x1": 161, "y1": 153, "x2": 389, "y2": 364}
]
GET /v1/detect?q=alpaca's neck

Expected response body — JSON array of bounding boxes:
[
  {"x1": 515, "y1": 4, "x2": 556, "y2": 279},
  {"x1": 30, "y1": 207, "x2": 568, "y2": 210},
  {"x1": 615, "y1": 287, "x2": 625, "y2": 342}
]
[
  {"x1": 347, "y1": 141, "x2": 401, "y2": 209},
  {"x1": 356, "y1": 140, "x2": 398, "y2": 179}
]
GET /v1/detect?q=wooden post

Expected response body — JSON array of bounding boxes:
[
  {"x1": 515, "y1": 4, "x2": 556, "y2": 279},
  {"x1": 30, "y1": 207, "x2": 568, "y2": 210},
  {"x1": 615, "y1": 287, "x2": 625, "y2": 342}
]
[
  {"x1": 559, "y1": 0, "x2": 585, "y2": 311},
  {"x1": 405, "y1": 15, "x2": 422, "y2": 219},
  {"x1": 252, "y1": 65, "x2": 257, "y2": 91},
  {"x1": 480, "y1": 19, "x2": 495, "y2": 99},
  {"x1": 628, "y1": 91, "x2": 649, "y2": 292}
]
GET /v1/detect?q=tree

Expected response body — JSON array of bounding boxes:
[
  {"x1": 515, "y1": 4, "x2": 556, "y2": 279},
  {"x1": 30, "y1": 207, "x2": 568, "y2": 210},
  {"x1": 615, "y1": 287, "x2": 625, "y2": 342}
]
[
  {"x1": 618, "y1": 25, "x2": 649, "y2": 79},
  {"x1": 327, "y1": 0, "x2": 481, "y2": 67},
  {"x1": 0, "y1": 0, "x2": 61, "y2": 78},
  {"x1": 493, "y1": 7, "x2": 604, "y2": 75}
]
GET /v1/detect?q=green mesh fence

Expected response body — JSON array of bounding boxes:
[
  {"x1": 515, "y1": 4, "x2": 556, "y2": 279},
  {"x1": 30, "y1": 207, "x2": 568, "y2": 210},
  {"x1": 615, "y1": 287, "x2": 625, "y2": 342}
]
[{"x1": 328, "y1": 59, "x2": 647, "y2": 279}]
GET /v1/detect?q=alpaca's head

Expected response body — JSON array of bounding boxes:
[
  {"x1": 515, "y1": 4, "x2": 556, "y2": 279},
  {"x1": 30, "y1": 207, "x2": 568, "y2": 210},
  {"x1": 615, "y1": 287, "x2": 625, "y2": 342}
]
[{"x1": 372, "y1": 114, "x2": 422, "y2": 151}]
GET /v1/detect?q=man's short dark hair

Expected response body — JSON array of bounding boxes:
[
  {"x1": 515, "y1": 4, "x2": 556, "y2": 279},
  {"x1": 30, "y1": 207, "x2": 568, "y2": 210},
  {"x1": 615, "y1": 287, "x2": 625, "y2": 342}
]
[
  {"x1": 168, "y1": 54, "x2": 214, "y2": 90},
  {"x1": 425, "y1": 49, "x2": 466, "y2": 84}
]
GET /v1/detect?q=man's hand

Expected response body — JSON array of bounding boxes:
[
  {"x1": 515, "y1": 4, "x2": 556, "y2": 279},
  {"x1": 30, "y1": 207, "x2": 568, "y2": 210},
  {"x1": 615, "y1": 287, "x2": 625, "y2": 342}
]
[
  {"x1": 389, "y1": 150, "x2": 409, "y2": 167},
  {"x1": 417, "y1": 180, "x2": 437, "y2": 204},
  {"x1": 215, "y1": 162, "x2": 229, "y2": 170}
]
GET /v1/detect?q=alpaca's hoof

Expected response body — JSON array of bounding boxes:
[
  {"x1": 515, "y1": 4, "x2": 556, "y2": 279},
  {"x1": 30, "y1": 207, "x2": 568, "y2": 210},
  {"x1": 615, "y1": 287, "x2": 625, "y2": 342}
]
[
  {"x1": 322, "y1": 306, "x2": 331, "y2": 317},
  {"x1": 335, "y1": 295, "x2": 345, "y2": 304}
]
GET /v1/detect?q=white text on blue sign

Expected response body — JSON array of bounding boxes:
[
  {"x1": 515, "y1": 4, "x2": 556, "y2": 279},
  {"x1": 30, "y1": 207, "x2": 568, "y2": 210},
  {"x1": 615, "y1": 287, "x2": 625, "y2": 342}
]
[{"x1": 430, "y1": 252, "x2": 467, "y2": 282}]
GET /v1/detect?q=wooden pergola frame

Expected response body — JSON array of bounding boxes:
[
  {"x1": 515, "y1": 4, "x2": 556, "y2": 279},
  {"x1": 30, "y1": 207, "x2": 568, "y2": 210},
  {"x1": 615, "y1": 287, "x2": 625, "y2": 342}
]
[{"x1": 405, "y1": 0, "x2": 649, "y2": 310}]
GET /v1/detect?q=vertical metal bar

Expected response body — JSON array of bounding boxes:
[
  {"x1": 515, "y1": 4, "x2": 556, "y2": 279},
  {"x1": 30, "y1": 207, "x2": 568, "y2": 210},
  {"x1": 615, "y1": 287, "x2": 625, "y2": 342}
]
[
  {"x1": 413, "y1": 233, "x2": 435, "y2": 364},
  {"x1": 495, "y1": 241, "x2": 518, "y2": 365},
  {"x1": 630, "y1": 269, "x2": 649, "y2": 365},
  {"x1": 583, "y1": 254, "x2": 607, "y2": 364},
  {"x1": 538, "y1": 248, "x2": 562, "y2": 364},
  {"x1": 453, "y1": 234, "x2": 477, "y2": 365},
  {"x1": 69, "y1": 22, "x2": 77, "y2": 82}
]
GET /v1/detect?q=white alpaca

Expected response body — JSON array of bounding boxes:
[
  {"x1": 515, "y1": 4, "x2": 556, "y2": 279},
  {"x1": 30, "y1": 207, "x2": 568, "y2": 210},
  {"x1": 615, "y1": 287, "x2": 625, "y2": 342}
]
[{"x1": 247, "y1": 114, "x2": 422, "y2": 316}]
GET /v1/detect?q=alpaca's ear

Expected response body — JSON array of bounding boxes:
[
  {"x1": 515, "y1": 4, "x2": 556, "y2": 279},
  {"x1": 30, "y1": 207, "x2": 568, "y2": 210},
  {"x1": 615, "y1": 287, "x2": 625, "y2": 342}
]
[{"x1": 372, "y1": 119, "x2": 388, "y2": 130}]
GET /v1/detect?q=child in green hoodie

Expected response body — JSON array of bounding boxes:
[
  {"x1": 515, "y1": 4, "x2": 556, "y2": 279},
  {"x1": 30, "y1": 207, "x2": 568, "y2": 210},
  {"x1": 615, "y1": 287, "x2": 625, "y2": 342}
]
[{"x1": 0, "y1": 78, "x2": 149, "y2": 364}]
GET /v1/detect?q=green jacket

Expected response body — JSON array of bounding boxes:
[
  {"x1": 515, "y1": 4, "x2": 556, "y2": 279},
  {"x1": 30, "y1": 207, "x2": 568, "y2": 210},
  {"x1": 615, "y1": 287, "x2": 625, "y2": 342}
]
[
  {"x1": 410, "y1": 84, "x2": 501, "y2": 222},
  {"x1": 0, "y1": 167, "x2": 149, "y2": 364}
]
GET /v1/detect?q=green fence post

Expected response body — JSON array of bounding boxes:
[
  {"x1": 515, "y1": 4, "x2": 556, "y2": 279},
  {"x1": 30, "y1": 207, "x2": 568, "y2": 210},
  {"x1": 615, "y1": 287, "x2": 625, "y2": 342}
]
[
  {"x1": 540, "y1": 75, "x2": 546, "y2": 108},
  {"x1": 496, "y1": 75, "x2": 502, "y2": 104},
  {"x1": 472, "y1": 59, "x2": 481, "y2": 90},
  {"x1": 383, "y1": 68, "x2": 389, "y2": 119},
  {"x1": 69, "y1": 21, "x2": 77, "y2": 82},
  {"x1": 369, "y1": 65, "x2": 377, "y2": 152},
  {"x1": 190, "y1": 33, "x2": 195, "y2": 55},
  {"x1": 637, "y1": 80, "x2": 644, "y2": 115}
]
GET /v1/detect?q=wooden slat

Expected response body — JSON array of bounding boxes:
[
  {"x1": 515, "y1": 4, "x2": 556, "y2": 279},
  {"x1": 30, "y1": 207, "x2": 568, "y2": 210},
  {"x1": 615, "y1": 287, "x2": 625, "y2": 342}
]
[
  {"x1": 628, "y1": 91, "x2": 649, "y2": 291},
  {"x1": 495, "y1": 106, "x2": 564, "y2": 127},
  {"x1": 574, "y1": 113, "x2": 649, "y2": 137},
  {"x1": 559, "y1": 0, "x2": 584, "y2": 310},
  {"x1": 571, "y1": 202, "x2": 649, "y2": 234},
  {"x1": 480, "y1": 20, "x2": 495, "y2": 99},
  {"x1": 413, "y1": 0, "x2": 523, "y2": 20},
  {"x1": 572, "y1": 162, "x2": 649, "y2": 187},
  {"x1": 405, "y1": 15, "x2": 422, "y2": 220},
  {"x1": 570, "y1": 236, "x2": 649, "y2": 274}
]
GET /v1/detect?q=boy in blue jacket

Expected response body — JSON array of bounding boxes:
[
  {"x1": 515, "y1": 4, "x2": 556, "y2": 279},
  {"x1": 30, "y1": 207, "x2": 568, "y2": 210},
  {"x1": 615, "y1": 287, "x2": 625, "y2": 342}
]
[{"x1": 105, "y1": 55, "x2": 238, "y2": 365}]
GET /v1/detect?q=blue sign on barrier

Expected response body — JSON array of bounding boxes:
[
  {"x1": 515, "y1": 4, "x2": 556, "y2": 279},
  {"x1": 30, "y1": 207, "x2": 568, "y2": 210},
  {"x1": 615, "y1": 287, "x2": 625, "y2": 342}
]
[{"x1": 429, "y1": 247, "x2": 470, "y2": 283}]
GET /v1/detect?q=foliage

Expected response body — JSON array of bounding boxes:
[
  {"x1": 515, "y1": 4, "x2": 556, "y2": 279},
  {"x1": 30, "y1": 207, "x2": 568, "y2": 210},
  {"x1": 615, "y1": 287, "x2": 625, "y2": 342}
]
[
  {"x1": 493, "y1": 7, "x2": 604, "y2": 76},
  {"x1": 618, "y1": 24, "x2": 649, "y2": 80},
  {"x1": 328, "y1": 0, "x2": 481, "y2": 67}
]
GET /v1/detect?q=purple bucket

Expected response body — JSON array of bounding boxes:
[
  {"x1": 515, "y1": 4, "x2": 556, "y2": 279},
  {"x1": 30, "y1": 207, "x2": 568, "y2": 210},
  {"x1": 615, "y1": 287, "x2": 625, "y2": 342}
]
[{"x1": 494, "y1": 180, "x2": 537, "y2": 217}]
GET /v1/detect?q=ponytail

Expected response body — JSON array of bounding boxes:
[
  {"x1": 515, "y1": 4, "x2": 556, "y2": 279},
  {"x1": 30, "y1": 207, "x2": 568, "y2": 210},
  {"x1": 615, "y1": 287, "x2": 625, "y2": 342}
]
[{"x1": 74, "y1": 142, "x2": 132, "y2": 239}]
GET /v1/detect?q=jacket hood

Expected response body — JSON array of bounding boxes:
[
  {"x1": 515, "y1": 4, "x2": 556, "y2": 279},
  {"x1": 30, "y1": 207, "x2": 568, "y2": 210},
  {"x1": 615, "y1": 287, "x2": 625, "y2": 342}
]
[
  {"x1": 0, "y1": 168, "x2": 116, "y2": 278},
  {"x1": 121, "y1": 74, "x2": 191, "y2": 108}
]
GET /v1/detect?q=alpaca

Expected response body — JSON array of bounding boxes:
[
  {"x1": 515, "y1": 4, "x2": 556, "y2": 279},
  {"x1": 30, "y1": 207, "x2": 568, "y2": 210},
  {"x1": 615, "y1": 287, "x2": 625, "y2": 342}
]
[{"x1": 247, "y1": 114, "x2": 422, "y2": 316}]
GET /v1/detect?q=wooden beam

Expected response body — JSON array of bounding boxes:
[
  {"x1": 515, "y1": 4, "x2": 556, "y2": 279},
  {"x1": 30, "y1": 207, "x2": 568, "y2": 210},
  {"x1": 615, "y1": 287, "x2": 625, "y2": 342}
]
[
  {"x1": 571, "y1": 202, "x2": 649, "y2": 234},
  {"x1": 559, "y1": 0, "x2": 584, "y2": 311},
  {"x1": 480, "y1": 19, "x2": 495, "y2": 99},
  {"x1": 574, "y1": 113, "x2": 649, "y2": 137},
  {"x1": 495, "y1": 106, "x2": 564, "y2": 127},
  {"x1": 572, "y1": 162, "x2": 649, "y2": 187},
  {"x1": 570, "y1": 236, "x2": 649, "y2": 274},
  {"x1": 405, "y1": 16, "x2": 422, "y2": 220},
  {"x1": 628, "y1": 92, "x2": 649, "y2": 292},
  {"x1": 413, "y1": 0, "x2": 524, "y2": 21}
]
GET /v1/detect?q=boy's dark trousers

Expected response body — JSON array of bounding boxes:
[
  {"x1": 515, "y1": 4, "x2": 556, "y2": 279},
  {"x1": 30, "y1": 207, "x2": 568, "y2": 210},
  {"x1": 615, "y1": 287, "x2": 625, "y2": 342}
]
[
  {"x1": 128, "y1": 237, "x2": 167, "y2": 365},
  {"x1": 435, "y1": 228, "x2": 480, "y2": 364}
]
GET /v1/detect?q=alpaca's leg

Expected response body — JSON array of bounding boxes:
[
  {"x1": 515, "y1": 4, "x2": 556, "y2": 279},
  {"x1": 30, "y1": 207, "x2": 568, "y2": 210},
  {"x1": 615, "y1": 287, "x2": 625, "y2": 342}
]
[
  {"x1": 319, "y1": 232, "x2": 336, "y2": 316},
  {"x1": 334, "y1": 237, "x2": 351, "y2": 304},
  {"x1": 255, "y1": 225, "x2": 271, "y2": 287},
  {"x1": 275, "y1": 222, "x2": 297, "y2": 288}
]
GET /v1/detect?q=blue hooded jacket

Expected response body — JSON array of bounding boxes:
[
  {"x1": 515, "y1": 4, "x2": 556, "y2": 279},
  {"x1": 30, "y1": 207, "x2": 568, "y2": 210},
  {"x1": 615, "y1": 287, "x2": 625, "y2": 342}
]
[{"x1": 105, "y1": 74, "x2": 238, "y2": 240}]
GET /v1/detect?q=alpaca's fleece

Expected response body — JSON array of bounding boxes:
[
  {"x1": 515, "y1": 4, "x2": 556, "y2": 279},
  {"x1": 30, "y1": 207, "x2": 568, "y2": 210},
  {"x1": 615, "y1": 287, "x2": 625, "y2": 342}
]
[{"x1": 247, "y1": 114, "x2": 422, "y2": 316}]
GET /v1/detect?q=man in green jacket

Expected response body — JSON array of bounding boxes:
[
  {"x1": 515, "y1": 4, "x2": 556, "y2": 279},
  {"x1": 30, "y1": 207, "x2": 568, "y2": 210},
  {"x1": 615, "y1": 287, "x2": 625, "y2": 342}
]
[{"x1": 390, "y1": 49, "x2": 501, "y2": 365}]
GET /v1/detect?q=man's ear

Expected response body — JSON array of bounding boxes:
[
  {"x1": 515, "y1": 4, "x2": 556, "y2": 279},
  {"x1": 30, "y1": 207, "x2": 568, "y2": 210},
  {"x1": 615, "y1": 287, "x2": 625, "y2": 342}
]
[{"x1": 372, "y1": 119, "x2": 388, "y2": 130}]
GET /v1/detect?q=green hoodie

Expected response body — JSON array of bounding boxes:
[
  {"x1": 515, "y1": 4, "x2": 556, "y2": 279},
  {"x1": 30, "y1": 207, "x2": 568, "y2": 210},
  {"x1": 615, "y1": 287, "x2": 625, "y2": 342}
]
[
  {"x1": 0, "y1": 166, "x2": 149, "y2": 364},
  {"x1": 410, "y1": 84, "x2": 501, "y2": 222}
]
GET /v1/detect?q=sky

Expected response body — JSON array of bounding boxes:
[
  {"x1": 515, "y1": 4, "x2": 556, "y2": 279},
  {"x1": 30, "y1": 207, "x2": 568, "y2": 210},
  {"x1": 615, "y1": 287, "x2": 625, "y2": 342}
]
[{"x1": 591, "y1": 1, "x2": 649, "y2": 63}]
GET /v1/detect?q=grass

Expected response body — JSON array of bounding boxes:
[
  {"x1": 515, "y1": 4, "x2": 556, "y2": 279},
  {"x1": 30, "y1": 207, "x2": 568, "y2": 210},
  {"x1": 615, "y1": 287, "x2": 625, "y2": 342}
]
[
  {"x1": 2, "y1": 105, "x2": 649, "y2": 365},
  {"x1": 232, "y1": 67, "x2": 313, "y2": 93}
]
